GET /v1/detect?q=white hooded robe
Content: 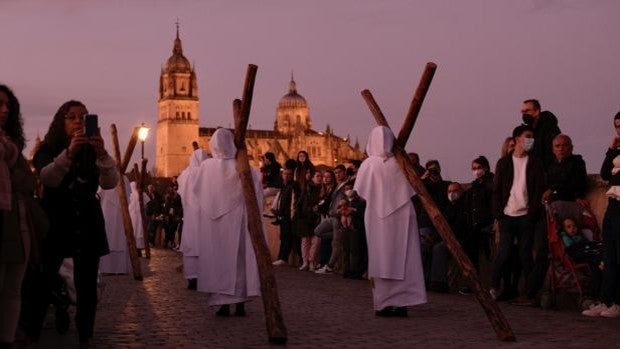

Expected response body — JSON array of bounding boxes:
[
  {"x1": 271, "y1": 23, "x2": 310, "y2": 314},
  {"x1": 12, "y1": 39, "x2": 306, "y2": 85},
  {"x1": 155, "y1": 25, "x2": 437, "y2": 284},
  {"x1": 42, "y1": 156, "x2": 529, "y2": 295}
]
[
  {"x1": 178, "y1": 148, "x2": 208, "y2": 279},
  {"x1": 354, "y1": 126, "x2": 427, "y2": 310},
  {"x1": 129, "y1": 181, "x2": 150, "y2": 249},
  {"x1": 195, "y1": 128, "x2": 263, "y2": 306},
  {"x1": 98, "y1": 177, "x2": 132, "y2": 274}
]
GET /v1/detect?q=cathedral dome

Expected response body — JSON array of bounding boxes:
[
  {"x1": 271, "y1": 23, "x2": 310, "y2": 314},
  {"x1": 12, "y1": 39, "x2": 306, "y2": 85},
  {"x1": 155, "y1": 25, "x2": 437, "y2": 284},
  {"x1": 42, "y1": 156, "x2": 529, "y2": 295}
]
[
  {"x1": 278, "y1": 78, "x2": 307, "y2": 109},
  {"x1": 166, "y1": 53, "x2": 191, "y2": 72},
  {"x1": 165, "y1": 34, "x2": 191, "y2": 73}
]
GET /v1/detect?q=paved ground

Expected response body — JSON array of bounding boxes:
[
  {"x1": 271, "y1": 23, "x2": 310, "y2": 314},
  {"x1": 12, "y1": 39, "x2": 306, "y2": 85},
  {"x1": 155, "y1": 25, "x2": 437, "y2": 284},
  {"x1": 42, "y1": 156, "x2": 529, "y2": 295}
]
[{"x1": 32, "y1": 248, "x2": 620, "y2": 348}]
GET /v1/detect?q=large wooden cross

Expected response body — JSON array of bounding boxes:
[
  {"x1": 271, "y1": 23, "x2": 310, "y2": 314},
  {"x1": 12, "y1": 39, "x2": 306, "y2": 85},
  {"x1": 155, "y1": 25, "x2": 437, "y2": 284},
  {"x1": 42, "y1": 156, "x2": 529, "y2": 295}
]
[
  {"x1": 361, "y1": 63, "x2": 515, "y2": 342},
  {"x1": 110, "y1": 124, "x2": 143, "y2": 281},
  {"x1": 232, "y1": 65, "x2": 287, "y2": 344}
]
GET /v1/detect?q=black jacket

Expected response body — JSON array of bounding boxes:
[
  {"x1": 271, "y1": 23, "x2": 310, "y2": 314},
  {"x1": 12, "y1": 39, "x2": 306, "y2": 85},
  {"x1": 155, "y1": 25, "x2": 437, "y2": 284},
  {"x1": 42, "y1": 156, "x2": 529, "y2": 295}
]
[
  {"x1": 465, "y1": 172, "x2": 494, "y2": 229},
  {"x1": 547, "y1": 154, "x2": 588, "y2": 201},
  {"x1": 492, "y1": 154, "x2": 546, "y2": 221},
  {"x1": 601, "y1": 147, "x2": 620, "y2": 212},
  {"x1": 34, "y1": 143, "x2": 110, "y2": 258},
  {"x1": 533, "y1": 110, "x2": 561, "y2": 169}
]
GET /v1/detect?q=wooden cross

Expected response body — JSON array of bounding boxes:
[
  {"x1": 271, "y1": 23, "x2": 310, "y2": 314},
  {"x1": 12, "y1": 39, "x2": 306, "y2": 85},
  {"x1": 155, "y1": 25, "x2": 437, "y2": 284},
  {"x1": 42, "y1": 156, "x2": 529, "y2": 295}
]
[
  {"x1": 110, "y1": 124, "x2": 143, "y2": 281},
  {"x1": 134, "y1": 159, "x2": 151, "y2": 259},
  {"x1": 232, "y1": 65, "x2": 288, "y2": 344},
  {"x1": 361, "y1": 63, "x2": 515, "y2": 342}
]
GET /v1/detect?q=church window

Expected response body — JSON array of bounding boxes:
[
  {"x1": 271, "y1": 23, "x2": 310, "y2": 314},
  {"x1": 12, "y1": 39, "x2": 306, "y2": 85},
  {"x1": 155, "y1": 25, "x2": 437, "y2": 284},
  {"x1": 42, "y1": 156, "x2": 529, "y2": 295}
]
[
  {"x1": 180, "y1": 82, "x2": 186, "y2": 92},
  {"x1": 182, "y1": 112, "x2": 186, "y2": 119},
  {"x1": 176, "y1": 112, "x2": 180, "y2": 118},
  {"x1": 188, "y1": 112, "x2": 191, "y2": 119}
]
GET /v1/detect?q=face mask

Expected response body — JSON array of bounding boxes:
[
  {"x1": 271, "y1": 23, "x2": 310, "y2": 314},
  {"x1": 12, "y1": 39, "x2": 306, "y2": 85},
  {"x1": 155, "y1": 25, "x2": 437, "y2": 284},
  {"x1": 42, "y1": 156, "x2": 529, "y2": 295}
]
[
  {"x1": 472, "y1": 169, "x2": 484, "y2": 179},
  {"x1": 448, "y1": 192, "x2": 460, "y2": 202},
  {"x1": 523, "y1": 137, "x2": 535, "y2": 152},
  {"x1": 522, "y1": 114, "x2": 534, "y2": 125}
]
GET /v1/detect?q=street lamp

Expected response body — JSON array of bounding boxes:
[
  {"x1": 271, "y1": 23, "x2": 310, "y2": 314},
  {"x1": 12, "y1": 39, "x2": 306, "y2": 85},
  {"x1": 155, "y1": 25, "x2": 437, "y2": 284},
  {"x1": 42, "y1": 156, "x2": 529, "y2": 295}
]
[{"x1": 137, "y1": 123, "x2": 150, "y2": 160}]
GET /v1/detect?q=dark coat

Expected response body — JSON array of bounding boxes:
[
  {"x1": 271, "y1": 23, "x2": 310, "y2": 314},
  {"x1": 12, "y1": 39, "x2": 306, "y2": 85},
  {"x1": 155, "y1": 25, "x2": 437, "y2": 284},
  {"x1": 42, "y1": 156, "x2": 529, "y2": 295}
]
[
  {"x1": 492, "y1": 154, "x2": 546, "y2": 222},
  {"x1": 601, "y1": 147, "x2": 620, "y2": 213},
  {"x1": 547, "y1": 154, "x2": 588, "y2": 201},
  {"x1": 417, "y1": 178, "x2": 450, "y2": 229},
  {"x1": 34, "y1": 143, "x2": 110, "y2": 258},
  {"x1": 533, "y1": 110, "x2": 561, "y2": 169},
  {"x1": 261, "y1": 162, "x2": 282, "y2": 189},
  {"x1": 293, "y1": 182, "x2": 321, "y2": 237},
  {"x1": 464, "y1": 172, "x2": 494, "y2": 230}
]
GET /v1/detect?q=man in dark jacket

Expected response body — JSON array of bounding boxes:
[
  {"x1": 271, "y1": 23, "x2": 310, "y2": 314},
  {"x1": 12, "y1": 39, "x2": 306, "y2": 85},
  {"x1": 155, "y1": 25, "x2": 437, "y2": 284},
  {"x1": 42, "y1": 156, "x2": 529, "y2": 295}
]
[
  {"x1": 521, "y1": 99, "x2": 561, "y2": 169},
  {"x1": 491, "y1": 124, "x2": 546, "y2": 304},
  {"x1": 542, "y1": 134, "x2": 588, "y2": 203}
]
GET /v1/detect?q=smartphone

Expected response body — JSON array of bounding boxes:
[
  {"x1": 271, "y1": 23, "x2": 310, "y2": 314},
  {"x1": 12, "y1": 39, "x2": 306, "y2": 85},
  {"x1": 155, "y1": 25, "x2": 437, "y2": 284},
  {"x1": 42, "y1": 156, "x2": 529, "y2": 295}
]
[{"x1": 84, "y1": 114, "x2": 99, "y2": 137}]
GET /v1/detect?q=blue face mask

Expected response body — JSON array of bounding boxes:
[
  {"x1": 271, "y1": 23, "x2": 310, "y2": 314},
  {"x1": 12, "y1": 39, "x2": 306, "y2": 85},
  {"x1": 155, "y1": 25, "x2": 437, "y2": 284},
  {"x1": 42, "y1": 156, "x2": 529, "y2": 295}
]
[{"x1": 523, "y1": 137, "x2": 535, "y2": 152}]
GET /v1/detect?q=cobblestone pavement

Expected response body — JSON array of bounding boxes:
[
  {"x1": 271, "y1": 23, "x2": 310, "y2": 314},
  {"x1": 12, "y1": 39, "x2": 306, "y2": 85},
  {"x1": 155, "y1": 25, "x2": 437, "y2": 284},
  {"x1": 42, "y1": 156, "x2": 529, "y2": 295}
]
[{"x1": 34, "y1": 248, "x2": 620, "y2": 348}]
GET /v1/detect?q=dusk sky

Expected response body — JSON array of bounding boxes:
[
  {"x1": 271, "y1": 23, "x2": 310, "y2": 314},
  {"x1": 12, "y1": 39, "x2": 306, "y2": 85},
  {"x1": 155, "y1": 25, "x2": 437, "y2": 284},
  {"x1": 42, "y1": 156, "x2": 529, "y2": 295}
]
[{"x1": 2, "y1": 0, "x2": 619, "y2": 181}]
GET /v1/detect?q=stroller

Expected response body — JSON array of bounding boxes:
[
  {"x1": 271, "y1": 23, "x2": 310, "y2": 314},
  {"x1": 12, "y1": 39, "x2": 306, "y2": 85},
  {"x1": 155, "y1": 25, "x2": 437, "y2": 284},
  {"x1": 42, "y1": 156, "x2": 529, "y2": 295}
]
[{"x1": 541, "y1": 200, "x2": 602, "y2": 309}]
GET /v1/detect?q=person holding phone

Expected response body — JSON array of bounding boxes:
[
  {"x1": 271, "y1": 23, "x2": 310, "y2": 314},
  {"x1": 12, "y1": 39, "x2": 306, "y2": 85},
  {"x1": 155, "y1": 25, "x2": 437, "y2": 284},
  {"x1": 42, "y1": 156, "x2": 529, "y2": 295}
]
[{"x1": 28, "y1": 100, "x2": 119, "y2": 346}]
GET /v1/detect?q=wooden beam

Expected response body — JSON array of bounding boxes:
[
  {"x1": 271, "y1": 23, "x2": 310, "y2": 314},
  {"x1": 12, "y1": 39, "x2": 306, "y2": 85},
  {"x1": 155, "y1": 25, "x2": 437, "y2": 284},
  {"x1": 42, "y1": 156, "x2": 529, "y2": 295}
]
[
  {"x1": 396, "y1": 62, "x2": 437, "y2": 148},
  {"x1": 233, "y1": 65, "x2": 287, "y2": 345},
  {"x1": 139, "y1": 159, "x2": 151, "y2": 259},
  {"x1": 110, "y1": 124, "x2": 143, "y2": 281},
  {"x1": 120, "y1": 127, "x2": 139, "y2": 174}
]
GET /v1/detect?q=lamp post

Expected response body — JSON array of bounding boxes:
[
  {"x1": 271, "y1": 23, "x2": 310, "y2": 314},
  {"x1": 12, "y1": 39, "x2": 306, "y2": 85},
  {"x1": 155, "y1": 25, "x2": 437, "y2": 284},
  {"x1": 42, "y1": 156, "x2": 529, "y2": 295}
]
[{"x1": 137, "y1": 123, "x2": 150, "y2": 160}]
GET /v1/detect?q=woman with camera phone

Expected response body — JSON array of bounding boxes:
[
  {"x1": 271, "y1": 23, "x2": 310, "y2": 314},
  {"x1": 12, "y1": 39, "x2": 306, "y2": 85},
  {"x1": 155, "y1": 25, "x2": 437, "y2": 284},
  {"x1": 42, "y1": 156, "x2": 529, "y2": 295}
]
[{"x1": 29, "y1": 100, "x2": 119, "y2": 347}]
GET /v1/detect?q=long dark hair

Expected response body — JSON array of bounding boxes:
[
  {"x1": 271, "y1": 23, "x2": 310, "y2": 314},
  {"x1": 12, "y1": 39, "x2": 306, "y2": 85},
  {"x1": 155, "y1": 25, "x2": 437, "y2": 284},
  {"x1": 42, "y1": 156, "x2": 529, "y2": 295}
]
[
  {"x1": 42, "y1": 100, "x2": 86, "y2": 156},
  {"x1": 0, "y1": 84, "x2": 26, "y2": 151}
]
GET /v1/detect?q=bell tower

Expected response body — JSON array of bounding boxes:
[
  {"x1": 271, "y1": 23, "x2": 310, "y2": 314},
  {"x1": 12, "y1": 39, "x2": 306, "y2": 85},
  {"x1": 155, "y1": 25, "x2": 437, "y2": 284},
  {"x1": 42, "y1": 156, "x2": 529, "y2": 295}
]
[{"x1": 155, "y1": 23, "x2": 199, "y2": 177}]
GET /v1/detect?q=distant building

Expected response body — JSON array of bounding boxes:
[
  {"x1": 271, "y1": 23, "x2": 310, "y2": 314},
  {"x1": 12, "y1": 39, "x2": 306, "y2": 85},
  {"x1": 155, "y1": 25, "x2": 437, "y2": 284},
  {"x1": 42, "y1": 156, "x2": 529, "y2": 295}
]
[{"x1": 155, "y1": 27, "x2": 364, "y2": 178}]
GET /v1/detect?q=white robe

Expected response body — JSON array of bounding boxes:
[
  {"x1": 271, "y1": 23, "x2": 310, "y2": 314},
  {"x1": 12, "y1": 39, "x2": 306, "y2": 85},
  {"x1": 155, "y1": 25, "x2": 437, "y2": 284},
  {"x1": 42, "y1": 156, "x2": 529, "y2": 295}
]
[
  {"x1": 354, "y1": 126, "x2": 427, "y2": 310},
  {"x1": 129, "y1": 181, "x2": 150, "y2": 249},
  {"x1": 98, "y1": 178, "x2": 132, "y2": 274},
  {"x1": 195, "y1": 129, "x2": 263, "y2": 306},
  {"x1": 178, "y1": 149, "x2": 208, "y2": 279}
]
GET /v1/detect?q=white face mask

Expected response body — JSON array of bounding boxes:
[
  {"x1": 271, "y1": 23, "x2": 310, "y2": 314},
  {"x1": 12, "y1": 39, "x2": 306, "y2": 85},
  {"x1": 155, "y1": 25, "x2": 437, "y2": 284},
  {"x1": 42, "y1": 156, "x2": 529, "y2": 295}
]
[
  {"x1": 472, "y1": 169, "x2": 484, "y2": 179},
  {"x1": 523, "y1": 137, "x2": 535, "y2": 152}
]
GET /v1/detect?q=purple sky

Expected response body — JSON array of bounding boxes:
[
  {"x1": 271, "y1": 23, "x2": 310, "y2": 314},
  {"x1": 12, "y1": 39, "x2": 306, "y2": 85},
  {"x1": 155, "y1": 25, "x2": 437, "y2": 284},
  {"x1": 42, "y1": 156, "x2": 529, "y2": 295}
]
[{"x1": 2, "y1": 0, "x2": 619, "y2": 181}]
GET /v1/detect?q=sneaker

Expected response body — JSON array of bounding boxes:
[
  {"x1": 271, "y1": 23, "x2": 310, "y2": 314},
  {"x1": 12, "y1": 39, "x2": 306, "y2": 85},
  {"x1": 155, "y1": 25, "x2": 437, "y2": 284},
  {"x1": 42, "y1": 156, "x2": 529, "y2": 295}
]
[
  {"x1": 309, "y1": 263, "x2": 316, "y2": 272},
  {"x1": 299, "y1": 262, "x2": 309, "y2": 271},
  {"x1": 272, "y1": 259, "x2": 287, "y2": 266},
  {"x1": 600, "y1": 304, "x2": 620, "y2": 318},
  {"x1": 582, "y1": 302, "x2": 608, "y2": 317},
  {"x1": 314, "y1": 265, "x2": 333, "y2": 274},
  {"x1": 458, "y1": 287, "x2": 473, "y2": 295}
]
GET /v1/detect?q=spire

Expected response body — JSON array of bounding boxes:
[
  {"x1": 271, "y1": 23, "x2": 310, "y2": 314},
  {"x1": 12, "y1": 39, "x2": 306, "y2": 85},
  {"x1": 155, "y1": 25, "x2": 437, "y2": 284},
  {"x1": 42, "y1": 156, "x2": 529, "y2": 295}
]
[
  {"x1": 173, "y1": 20, "x2": 183, "y2": 55},
  {"x1": 288, "y1": 70, "x2": 297, "y2": 94}
]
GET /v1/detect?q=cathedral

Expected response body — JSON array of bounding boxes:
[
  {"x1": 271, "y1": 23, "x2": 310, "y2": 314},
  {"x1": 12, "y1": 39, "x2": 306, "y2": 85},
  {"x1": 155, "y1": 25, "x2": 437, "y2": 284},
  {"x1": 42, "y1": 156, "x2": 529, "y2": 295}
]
[{"x1": 155, "y1": 28, "x2": 365, "y2": 178}]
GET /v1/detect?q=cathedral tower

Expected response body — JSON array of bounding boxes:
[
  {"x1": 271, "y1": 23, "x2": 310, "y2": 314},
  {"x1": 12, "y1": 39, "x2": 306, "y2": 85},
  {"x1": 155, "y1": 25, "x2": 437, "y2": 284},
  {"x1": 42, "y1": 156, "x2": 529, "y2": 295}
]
[{"x1": 155, "y1": 24, "x2": 199, "y2": 177}]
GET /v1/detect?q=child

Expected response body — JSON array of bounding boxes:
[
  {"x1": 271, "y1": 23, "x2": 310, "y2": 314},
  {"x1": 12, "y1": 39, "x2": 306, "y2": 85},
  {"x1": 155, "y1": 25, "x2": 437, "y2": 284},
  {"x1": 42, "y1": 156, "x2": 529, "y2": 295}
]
[
  {"x1": 560, "y1": 217, "x2": 603, "y2": 300},
  {"x1": 561, "y1": 217, "x2": 602, "y2": 262}
]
